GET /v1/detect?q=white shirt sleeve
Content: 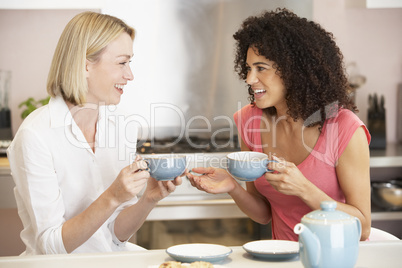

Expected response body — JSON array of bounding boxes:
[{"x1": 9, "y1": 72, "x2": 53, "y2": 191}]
[
  {"x1": 107, "y1": 197, "x2": 138, "y2": 247},
  {"x1": 8, "y1": 127, "x2": 68, "y2": 254}
]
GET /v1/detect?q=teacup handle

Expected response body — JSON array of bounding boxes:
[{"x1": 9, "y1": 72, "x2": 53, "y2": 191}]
[
  {"x1": 143, "y1": 159, "x2": 151, "y2": 172},
  {"x1": 265, "y1": 160, "x2": 278, "y2": 173}
]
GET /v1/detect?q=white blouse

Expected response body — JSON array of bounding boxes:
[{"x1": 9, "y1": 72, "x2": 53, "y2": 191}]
[{"x1": 7, "y1": 96, "x2": 139, "y2": 255}]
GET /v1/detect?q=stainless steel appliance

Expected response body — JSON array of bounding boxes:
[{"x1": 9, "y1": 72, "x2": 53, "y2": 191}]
[
  {"x1": 397, "y1": 84, "x2": 402, "y2": 143},
  {"x1": 132, "y1": 0, "x2": 313, "y2": 220},
  {"x1": 130, "y1": 0, "x2": 313, "y2": 249},
  {"x1": 0, "y1": 70, "x2": 12, "y2": 155},
  {"x1": 117, "y1": 0, "x2": 312, "y2": 141}
]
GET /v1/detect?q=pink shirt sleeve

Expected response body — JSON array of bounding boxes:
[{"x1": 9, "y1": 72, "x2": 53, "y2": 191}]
[{"x1": 322, "y1": 109, "x2": 371, "y2": 165}]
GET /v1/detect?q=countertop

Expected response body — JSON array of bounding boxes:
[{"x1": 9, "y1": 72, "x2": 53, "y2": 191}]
[
  {"x1": 0, "y1": 157, "x2": 9, "y2": 176},
  {"x1": 0, "y1": 143, "x2": 402, "y2": 168},
  {"x1": 0, "y1": 157, "x2": 9, "y2": 167},
  {"x1": 1, "y1": 143, "x2": 401, "y2": 169},
  {"x1": 0, "y1": 241, "x2": 401, "y2": 268},
  {"x1": 369, "y1": 143, "x2": 402, "y2": 167},
  {"x1": 2, "y1": 144, "x2": 402, "y2": 220}
]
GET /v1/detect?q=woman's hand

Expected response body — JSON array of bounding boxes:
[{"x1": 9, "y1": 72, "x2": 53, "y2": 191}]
[
  {"x1": 107, "y1": 156, "x2": 150, "y2": 205},
  {"x1": 264, "y1": 156, "x2": 313, "y2": 198},
  {"x1": 142, "y1": 171, "x2": 184, "y2": 203},
  {"x1": 187, "y1": 167, "x2": 237, "y2": 194}
]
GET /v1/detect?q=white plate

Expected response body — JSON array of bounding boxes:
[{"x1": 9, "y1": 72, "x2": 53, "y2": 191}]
[
  {"x1": 148, "y1": 265, "x2": 225, "y2": 268},
  {"x1": 166, "y1": 243, "x2": 232, "y2": 263},
  {"x1": 242, "y1": 240, "x2": 299, "y2": 260}
]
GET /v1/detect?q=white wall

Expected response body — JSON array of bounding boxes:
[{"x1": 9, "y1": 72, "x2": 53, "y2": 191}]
[
  {"x1": 0, "y1": 9, "x2": 98, "y2": 135},
  {"x1": 313, "y1": 0, "x2": 402, "y2": 143},
  {"x1": 1, "y1": 0, "x2": 401, "y2": 143}
]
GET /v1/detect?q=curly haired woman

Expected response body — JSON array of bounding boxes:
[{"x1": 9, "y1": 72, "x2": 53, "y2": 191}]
[{"x1": 187, "y1": 8, "x2": 371, "y2": 241}]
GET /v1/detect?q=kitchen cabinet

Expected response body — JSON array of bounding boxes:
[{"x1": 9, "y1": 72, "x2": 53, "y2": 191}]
[
  {"x1": 0, "y1": 158, "x2": 16, "y2": 209},
  {"x1": 0, "y1": 158, "x2": 24, "y2": 256},
  {"x1": 368, "y1": 143, "x2": 402, "y2": 239},
  {"x1": 346, "y1": 0, "x2": 402, "y2": 8}
]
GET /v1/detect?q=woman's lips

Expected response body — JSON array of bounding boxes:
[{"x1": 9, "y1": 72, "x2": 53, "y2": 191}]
[
  {"x1": 114, "y1": 84, "x2": 125, "y2": 94},
  {"x1": 253, "y1": 89, "x2": 266, "y2": 99}
]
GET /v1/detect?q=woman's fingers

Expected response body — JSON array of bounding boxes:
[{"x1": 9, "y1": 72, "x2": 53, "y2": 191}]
[
  {"x1": 164, "y1": 180, "x2": 176, "y2": 193},
  {"x1": 190, "y1": 167, "x2": 215, "y2": 175},
  {"x1": 129, "y1": 159, "x2": 149, "y2": 173},
  {"x1": 268, "y1": 156, "x2": 293, "y2": 173}
]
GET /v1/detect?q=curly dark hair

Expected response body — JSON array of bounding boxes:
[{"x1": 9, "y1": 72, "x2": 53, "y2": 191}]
[{"x1": 233, "y1": 8, "x2": 356, "y2": 129}]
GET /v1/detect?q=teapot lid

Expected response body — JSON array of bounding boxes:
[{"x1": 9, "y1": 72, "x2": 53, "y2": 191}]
[{"x1": 302, "y1": 201, "x2": 353, "y2": 223}]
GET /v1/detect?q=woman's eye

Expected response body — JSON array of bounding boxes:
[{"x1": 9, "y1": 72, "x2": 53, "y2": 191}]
[
  {"x1": 257, "y1": 66, "x2": 266, "y2": 71},
  {"x1": 120, "y1": 60, "x2": 132, "y2": 66}
]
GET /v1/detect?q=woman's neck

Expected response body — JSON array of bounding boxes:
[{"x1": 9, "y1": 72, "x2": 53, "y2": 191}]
[
  {"x1": 67, "y1": 102, "x2": 99, "y2": 126},
  {"x1": 67, "y1": 102, "x2": 99, "y2": 152}
]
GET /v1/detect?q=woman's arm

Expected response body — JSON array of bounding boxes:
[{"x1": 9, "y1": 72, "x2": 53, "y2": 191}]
[
  {"x1": 230, "y1": 139, "x2": 272, "y2": 224},
  {"x1": 61, "y1": 162, "x2": 149, "y2": 253},
  {"x1": 334, "y1": 126, "x2": 371, "y2": 240},
  {"x1": 266, "y1": 126, "x2": 371, "y2": 240},
  {"x1": 187, "y1": 139, "x2": 272, "y2": 225},
  {"x1": 298, "y1": 126, "x2": 371, "y2": 240},
  {"x1": 231, "y1": 181, "x2": 273, "y2": 224},
  {"x1": 9, "y1": 128, "x2": 149, "y2": 254},
  {"x1": 113, "y1": 176, "x2": 182, "y2": 242}
]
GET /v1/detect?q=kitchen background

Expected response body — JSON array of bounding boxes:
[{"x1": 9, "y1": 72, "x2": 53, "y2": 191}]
[{"x1": 0, "y1": 0, "x2": 401, "y2": 256}]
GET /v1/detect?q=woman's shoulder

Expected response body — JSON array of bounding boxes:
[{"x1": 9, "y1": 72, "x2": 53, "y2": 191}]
[
  {"x1": 18, "y1": 105, "x2": 51, "y2": 131},
  {"x1": 324, "y1": 108, "x2": 370, "y2": 144},
  {"x1": 327, "y1": 108, "x2": 363, "y2": 126},
  {"x1": 337, "y1": 108, "x2": 360, "y2": 120},
  {"x1": 8, "y1": 105, "x2": 51, "y2": 155}
]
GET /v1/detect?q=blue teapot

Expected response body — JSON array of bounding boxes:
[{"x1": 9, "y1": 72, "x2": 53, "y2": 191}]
[{"x1": 294, "y1": 201, "x2": 361, "y2": 268}]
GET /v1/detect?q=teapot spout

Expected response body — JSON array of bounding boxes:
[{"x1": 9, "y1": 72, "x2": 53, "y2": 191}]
[{"x1": 294, "y1": 223, "x2": 321, "y2": 268}]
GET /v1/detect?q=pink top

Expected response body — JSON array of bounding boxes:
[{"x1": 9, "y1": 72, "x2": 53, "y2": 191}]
[{"x1": 233, "y1": 104, "x2": 371, "y2": 241}]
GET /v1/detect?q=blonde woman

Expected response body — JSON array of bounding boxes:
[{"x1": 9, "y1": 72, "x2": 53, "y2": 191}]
[{"x1": 7, "y1": 12, "x2": 182, "y2": 255}]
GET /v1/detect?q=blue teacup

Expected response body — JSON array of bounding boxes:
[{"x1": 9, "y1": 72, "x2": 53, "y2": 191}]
[
  {"x1": 226, "y1": 152, "x2": 276, "y2": 181},
  {"x1": 144, "y1": 154, "x2": 187, "y2": 181}
]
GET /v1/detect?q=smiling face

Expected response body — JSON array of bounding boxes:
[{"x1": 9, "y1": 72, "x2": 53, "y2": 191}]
[
  {"x1": 85, "y1": 32, "x2": 134, "y2": 105},
  {"x1": 246, "y1": 47, "x2": 287, "y2": 112}
]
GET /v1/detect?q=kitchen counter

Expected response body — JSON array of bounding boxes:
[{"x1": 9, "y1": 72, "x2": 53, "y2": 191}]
[
  {"x1": 370, "y1": 143, "x2": 402, "y2": 167},
  {"x1": 0, "y1": 157, "x2": 9, "y2": 176},
  {"x1": 1, "y1": 144, "x2": 402, "y2": 221},
  {"x1": 1, "y1": 142, "x2": 401, "y2": 171},
  {"x1": 0, "y1": 241, "x2": 401, "y2": 268},
  {"x1": 0, "y1": 157, "x2": 9, "y2": 166},
  {"x1": 1, "y1": 143, "x2": 401, "y2": 173}
]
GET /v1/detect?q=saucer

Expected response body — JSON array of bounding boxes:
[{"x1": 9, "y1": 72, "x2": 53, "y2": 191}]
[
  {"x1": 242, "y1": 240, "x2": 299, "y2": 260},
  {"x1": 166, "y1": 243, "x2": 232, "y2": 263}
]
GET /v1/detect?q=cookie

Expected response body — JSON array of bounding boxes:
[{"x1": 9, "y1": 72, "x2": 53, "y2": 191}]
[
  {"x1": 188, "y1": 261, "x2": 214, "y2": 268},
  {"x1": 159, "y1": 261, "x2": 183, "y2": 268}
]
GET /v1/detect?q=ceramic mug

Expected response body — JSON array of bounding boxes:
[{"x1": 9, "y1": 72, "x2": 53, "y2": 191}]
[
  {"x1": 226, "y1": 151, "x2": 276, "y2": 181},
  {"x1": 143, "y1": 154, "x2": 187, "y2": 181}
]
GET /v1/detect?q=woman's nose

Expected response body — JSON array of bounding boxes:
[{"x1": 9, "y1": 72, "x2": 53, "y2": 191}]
[
  {"x1": 124, "y1": 65, "x2": 134, "y2": 81},
  {"x1": 246, "y1": 70, "x2": 258, "y2": 85}
]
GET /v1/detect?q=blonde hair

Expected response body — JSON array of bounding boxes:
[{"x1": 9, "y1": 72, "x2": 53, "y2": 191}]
[{"x1": 47, "y1": 12, "x2": 135, "y2": 105}]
